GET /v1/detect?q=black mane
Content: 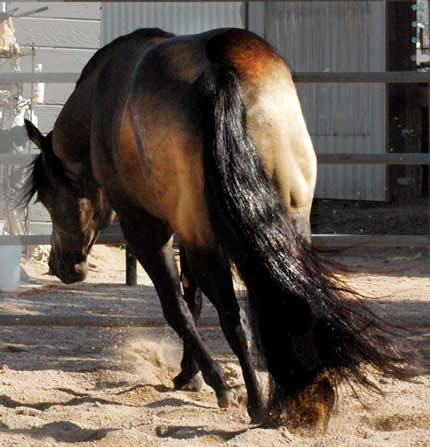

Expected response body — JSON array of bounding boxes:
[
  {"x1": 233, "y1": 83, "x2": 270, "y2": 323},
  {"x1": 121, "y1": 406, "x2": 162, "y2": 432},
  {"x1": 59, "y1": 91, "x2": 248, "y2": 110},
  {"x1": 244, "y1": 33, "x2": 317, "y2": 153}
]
[
  {"x1": 18, "y1": 151, "x2": 44, "y2": 209},
  {"x1": 18, "y1": 131, "x2": 71, "y2": 209}
]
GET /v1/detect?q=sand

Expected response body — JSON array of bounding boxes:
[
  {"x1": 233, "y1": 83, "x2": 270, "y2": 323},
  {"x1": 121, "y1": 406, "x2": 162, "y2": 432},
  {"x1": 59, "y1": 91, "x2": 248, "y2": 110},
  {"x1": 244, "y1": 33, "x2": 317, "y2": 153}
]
[{"x1": 0, "y1": 245, "x2": 429, "y2": 446}]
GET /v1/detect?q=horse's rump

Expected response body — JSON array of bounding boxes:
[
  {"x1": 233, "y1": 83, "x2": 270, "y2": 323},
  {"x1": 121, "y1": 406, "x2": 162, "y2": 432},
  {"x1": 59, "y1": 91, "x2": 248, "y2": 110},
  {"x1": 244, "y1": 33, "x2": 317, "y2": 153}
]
[{"x1": 108, "y1": 28, "x2": 316, "y2": 245}]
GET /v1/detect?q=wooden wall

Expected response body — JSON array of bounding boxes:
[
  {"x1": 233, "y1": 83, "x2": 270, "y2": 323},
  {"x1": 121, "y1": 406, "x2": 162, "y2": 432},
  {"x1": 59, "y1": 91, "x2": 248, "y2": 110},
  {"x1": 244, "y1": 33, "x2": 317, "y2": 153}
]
[
  {"x1": 3, "y1": 2, "x2": 101, "y2": 233},
  {"x1": 11, "y1": 2, "x2": 100, "y2": 133}
]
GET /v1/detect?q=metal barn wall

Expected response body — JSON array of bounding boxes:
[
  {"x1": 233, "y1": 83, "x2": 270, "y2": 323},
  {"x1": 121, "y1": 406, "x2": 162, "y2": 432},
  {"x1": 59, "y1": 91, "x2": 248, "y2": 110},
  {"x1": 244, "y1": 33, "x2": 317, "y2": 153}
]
[
  {"x1": 101, "y1": 1, "x2": 387, "y2": 201},
  {"x1": 101, "y1": 2, "x2": 246, "y2": 44},
  {"x1": 264, "y1": 1, "x2": 386, "y2": 200}
]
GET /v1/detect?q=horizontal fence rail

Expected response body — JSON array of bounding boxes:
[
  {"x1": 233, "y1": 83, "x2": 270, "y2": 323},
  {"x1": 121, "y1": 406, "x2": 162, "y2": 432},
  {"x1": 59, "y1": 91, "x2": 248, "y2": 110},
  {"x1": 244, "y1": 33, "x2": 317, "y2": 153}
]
[
  {"x1": 1, "y1": 71, "x2": 430, "y2": 249},
  {"x1": 317, "y1": 153, "x2": 430, "y2": 165},
  {"x1": 0, "y1": 153, "x2": 36, "y2": 165},
  {"x1": 292, "y1": 71, "x2": 430, "y2": 83},
  {"x1": 2, "y1": 233, "x2": 430, "y2": 249},
  {"x1": 0, "y1": 71, "x2": 430, "y2": 84},
  {"x1": 313, "y1": 234, "x2": 430, "y2": 248},
  {"x1": 0, "y1": 72, "x2": 79, "y2": 83},
  {"x1": 4, "y1": 153, "x2": 427, "y2": 168}
]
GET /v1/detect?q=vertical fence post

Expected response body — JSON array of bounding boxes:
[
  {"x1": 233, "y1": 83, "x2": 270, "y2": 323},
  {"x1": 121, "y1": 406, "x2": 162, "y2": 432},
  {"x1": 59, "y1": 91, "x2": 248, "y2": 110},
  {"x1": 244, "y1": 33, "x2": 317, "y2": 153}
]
[
  {"x1": 125, "y1": 245, "x2": 137, "y2": 286},
  {"x1": 428, "y1": 81, "x2": 430, "y2": 236}
]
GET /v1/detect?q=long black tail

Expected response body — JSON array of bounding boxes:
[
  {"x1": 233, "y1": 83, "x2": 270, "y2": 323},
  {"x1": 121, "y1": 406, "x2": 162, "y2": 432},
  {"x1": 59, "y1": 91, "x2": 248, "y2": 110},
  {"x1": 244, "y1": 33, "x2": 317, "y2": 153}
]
[{"x1": 197, "y1": 60, "x2": 415, "y2": 412}]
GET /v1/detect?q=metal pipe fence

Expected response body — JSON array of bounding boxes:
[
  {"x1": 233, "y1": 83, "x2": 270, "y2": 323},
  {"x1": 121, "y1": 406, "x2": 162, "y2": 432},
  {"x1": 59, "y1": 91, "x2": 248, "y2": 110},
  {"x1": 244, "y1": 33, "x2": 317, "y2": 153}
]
[{"x1": 0, "y1": 71, "x2": 429, "y2": 248}]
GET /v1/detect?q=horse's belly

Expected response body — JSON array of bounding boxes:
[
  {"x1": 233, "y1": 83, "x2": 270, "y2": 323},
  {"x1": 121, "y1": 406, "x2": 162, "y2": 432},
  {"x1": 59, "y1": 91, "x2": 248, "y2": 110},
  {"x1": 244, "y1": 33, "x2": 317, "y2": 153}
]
[{"x1": 157, "y1": 143, "x2": 216, "y2": 249}]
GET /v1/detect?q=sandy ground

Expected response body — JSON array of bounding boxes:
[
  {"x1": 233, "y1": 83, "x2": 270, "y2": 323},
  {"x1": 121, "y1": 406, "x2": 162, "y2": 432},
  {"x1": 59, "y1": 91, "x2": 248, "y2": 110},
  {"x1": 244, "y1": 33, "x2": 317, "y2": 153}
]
[{"x1": 0, "y1": 245, "x2": 429, "y2": 446}]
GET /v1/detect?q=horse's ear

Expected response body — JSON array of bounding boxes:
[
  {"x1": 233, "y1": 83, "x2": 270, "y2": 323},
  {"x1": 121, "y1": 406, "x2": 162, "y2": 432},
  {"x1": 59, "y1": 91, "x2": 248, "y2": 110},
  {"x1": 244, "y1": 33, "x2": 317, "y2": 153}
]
[{"x1": 24, "y1": 119, "x2": 46, "y2": 151}]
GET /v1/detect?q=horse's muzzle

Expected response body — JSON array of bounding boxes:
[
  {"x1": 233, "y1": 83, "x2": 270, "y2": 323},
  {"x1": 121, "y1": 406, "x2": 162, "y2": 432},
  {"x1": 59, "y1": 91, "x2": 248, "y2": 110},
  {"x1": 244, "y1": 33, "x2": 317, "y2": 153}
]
[
  {"x1": 72, "y1": 261, "x2": 89, "y2": 282},
  {"x1": 49, "y1": 257, "x2": 88, "y2": 284}
]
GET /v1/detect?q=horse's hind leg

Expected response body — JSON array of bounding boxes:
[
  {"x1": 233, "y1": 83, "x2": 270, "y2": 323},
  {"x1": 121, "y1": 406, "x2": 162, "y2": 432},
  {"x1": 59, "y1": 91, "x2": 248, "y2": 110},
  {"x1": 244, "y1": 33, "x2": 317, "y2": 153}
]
[
  {"x1": 185, "y1": 248, "x2": 265, "y2": 422},
  {"x1": 174, "y1": 247, "x2": 203, "y2": 392},
  {"x1": 119, "y1": 213, "x2": 230, "y2": 405}
]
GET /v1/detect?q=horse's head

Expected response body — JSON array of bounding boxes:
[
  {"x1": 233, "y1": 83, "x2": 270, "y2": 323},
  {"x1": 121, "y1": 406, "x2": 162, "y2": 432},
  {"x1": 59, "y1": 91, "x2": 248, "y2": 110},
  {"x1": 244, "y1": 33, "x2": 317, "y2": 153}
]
[{"x1": 22, "y1": 120, "x2": 115, "y2": 283}]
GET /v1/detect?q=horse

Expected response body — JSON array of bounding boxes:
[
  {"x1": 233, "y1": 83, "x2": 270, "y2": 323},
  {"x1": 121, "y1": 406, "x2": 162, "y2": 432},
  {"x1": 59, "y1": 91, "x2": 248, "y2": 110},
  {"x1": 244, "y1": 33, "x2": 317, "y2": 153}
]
[{"x1": 21, "y1": 27, "x2": 413, "y2": 431}]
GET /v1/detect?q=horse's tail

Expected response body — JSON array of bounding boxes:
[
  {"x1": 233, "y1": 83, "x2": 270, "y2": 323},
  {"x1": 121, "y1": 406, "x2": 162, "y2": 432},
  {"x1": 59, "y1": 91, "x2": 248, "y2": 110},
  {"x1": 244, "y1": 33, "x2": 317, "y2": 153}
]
[{"x1": 198, "y1": 49, "x2": 415, "y2": 418}]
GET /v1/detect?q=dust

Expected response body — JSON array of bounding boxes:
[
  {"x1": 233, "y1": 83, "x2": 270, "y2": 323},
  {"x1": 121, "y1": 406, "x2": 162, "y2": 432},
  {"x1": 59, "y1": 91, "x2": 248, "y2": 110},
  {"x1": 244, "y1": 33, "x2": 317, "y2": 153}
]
[{"x1": 116, "y1": 334, "x2": 183, "y2": 387}]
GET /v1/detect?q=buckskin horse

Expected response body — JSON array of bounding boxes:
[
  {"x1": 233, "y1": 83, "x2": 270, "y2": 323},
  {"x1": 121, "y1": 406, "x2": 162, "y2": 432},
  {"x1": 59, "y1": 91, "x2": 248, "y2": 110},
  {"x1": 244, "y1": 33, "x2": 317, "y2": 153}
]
[{"x1": 21, "y1": 28, "x2": 413, "y2": 431}]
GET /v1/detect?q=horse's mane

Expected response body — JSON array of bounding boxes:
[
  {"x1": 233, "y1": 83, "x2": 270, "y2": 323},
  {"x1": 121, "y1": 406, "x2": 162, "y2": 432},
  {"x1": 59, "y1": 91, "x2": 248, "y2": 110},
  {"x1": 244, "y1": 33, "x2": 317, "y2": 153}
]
[
  {"x1": 18, "y1": 132, "x2": 70, "y2": 209},
  {"x1": 76, "y1": 28, "x2": 175, "y2": 86},
  {"x1": 19, "y1": 152, "x2": 43, "y2": 209}
]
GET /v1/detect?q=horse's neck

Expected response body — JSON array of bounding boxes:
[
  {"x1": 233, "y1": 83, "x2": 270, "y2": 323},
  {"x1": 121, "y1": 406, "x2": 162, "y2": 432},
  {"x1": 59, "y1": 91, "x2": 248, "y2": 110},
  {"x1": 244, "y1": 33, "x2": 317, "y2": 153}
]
[{"x1": 53, "y1": 83, "x2": 94, "y2": 165}]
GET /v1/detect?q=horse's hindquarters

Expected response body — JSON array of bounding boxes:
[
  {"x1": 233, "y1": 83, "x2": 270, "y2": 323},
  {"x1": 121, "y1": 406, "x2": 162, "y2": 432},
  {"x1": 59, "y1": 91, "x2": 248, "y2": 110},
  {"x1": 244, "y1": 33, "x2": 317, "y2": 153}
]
[{"x1": 244, "y1": 74, "x2": 317, "y2": 234}]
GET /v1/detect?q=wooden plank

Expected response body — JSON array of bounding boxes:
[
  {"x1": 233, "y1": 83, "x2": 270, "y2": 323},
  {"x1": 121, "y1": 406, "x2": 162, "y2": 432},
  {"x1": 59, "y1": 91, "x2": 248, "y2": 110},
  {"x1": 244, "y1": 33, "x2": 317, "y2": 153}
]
[
  {"x1": 16, "y1": 49, "x2": 95, "y2": 105},
  {"x1": 0, "y1": 73, "x2": 79, "y2": 82},
  {"x1": 17, "y1": 48, "x2": 95, "y2": 73},
  {"x1": 3, "y1": 152, "x2": 430, "y2": 166},
  {"x1": 318, "y1": 153, "x2": 430, "y2": 165},
  {"x1": 2, "y1": 233, "x2": 430, "y2": 248},
  {"x1": 0, "y1": 154, "x2": 36, "y2": 164},
  {"x1": 32, "y1": 105, "x2": 62, "y2": 133},
  {"x1": 293, "y1": 72, "x2": 430, "y2": 83},
  {"x1": 26, "y1": 83, "x2": 74, "y2": 107},
  {"x1": 0, "y1": 232, "x2": 126, "y2": 246},
  {"x1": 27, "y1": 221, "x2": 51, "y2": 235},
  {"x1": 12, "y1": 2, "x2": 101, "y2": 20},
  {"x1": 14, "y1": 18, "x2": 100, "y2": 49},
  {"x1": 312, "y1": 234, "x2": 430, "y2": 248},
  {"x1": 1, "y1": 71, "x2": 430, "y2": 84},
  {"x1": 28, "y1": 203, "x2": 51, "y2": 226}
]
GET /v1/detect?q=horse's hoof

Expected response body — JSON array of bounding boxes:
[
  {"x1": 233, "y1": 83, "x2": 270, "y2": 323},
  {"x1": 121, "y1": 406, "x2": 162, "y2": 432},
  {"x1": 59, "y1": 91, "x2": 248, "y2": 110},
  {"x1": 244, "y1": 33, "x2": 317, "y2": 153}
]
[
  {"x1": 217, "y1": 389, "x2": 234, "y2": 408},
  {"x1": 173, "y1": 373, "x2": 203, "y2": 392},
  {"x1": 249, "y1": 406, "x2": 267, "y2": 425},
  {"x1": 217, "y1": 385, "x2": 248, "y2": 409}
]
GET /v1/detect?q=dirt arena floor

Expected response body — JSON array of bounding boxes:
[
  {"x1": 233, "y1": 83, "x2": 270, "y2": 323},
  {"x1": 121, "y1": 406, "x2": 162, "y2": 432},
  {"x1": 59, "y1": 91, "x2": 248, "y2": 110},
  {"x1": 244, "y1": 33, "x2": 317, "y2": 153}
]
[{"x1": 0, "y1": 239, "x2": 429, "y2": 446}]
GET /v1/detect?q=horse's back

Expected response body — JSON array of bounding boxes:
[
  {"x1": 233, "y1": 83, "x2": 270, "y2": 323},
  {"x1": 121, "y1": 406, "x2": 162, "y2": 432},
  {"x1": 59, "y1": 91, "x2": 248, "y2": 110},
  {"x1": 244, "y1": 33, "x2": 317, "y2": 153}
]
[
  {"x1": 76, "y1": 28, "x2": 175, "y2": 86},
  {"x1": 53, "y1": 29, "x2": 174, "y2": 165}
]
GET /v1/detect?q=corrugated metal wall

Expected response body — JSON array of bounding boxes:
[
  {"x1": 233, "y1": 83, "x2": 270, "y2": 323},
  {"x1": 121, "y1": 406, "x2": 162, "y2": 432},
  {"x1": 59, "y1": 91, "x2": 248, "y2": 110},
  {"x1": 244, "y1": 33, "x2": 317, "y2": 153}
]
[
  {"x1": 101, "y1": 1, "x2": 387, "y2": 201},
  {"x1": 265, "y1": 1, "x2": 386, "y2": 200},
  {"x1": 101, "y1": 2, "x2": 246, "y2": 44}
]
